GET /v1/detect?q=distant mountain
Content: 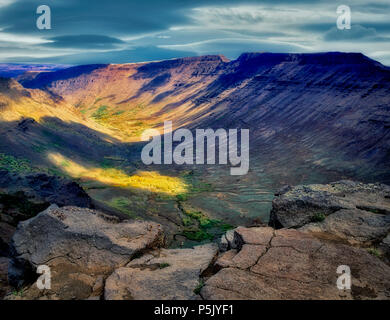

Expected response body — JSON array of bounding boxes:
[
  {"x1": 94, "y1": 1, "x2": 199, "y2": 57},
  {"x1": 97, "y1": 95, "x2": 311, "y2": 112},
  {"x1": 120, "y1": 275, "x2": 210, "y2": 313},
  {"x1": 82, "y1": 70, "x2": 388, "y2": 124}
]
[
  {"x1": 15, "y1": 52, "x2": 390, "y2": 182},
  {"x1": 0, "y1": 63, "x2": 70, "y2": 78}
]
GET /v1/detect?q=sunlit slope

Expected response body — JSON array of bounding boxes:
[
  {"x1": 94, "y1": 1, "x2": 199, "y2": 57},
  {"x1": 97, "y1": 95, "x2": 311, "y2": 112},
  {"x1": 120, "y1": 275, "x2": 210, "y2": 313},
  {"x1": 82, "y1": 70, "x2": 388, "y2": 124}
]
[
  {"x1": 19, "y1": 53, "x2": 390, "y2": 174},
  {"x1": 1, "y1": 52, "x2": 390, "y2": 245}
]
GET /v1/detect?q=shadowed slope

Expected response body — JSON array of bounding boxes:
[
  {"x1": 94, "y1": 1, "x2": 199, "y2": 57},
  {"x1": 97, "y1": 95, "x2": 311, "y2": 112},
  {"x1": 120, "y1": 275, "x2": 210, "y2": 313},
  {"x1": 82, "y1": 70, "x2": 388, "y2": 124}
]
[{"x1": 16, "y1": 52, "x2": 390, "y2": 181}]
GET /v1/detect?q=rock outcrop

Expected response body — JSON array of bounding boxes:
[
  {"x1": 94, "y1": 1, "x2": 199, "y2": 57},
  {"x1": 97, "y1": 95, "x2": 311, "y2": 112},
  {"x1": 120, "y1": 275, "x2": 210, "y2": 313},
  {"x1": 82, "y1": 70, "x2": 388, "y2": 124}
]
[
  {"x1": 105, "y1": 243, "x2": 218, "y2": 300},
  {"x1": 4, "y1": 180, "x2": 390, "y2": 300},
  {"x1": 0, "y1": 170, "x2": 93, "y2": 270},
  {"x1": 7, "y1": 205, "x2": 164, "y2": 300},
  {"x1": 269, "y1": 180, "x2": 390, "y2": 246},
  {"x1": 0, "y1": 170, "x2": 92, "y2": 211},
  {"x1": 202, "y1": 227, "x2": 390, "y2": 300}
]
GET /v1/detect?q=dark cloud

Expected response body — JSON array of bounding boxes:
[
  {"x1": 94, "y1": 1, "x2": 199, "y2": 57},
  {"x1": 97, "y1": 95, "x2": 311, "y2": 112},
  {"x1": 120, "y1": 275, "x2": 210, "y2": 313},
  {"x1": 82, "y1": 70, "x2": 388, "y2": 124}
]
[
  {"x1": 46, "y1": 35, "x2": 125, "y2": 49},
  {"x1": 0, "y1": 0, "x2": 331, "y2": 35}
]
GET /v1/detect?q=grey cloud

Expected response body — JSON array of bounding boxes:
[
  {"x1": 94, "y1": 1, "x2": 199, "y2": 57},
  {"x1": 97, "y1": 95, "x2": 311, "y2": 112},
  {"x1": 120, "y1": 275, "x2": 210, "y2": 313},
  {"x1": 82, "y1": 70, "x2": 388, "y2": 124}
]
[{"x1": 46, "y1": 35, "x2": 125, "y2": 49}]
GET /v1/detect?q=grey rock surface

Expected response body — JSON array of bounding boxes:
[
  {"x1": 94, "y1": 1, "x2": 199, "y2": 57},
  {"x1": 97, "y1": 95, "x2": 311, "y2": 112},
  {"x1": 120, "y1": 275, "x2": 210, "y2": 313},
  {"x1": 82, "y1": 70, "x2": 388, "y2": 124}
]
[
  {"x1": 269, "y1": 181, "x2": 390, "y2": 246},
  {"x1": 7, "y1": 205, "x2": 164, "y2": 299},
  {"x1": 105, "y1": 243, "x2": 218, "y2": 300},
  {"x1": 202, "y1": 227, "x2": 390, "y2": 300}
]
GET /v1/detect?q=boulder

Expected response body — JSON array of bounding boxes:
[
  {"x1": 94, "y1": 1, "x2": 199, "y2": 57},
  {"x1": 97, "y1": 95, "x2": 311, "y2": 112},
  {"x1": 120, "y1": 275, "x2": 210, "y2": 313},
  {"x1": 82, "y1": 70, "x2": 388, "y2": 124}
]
[
  {"x1": 6, "y1": 205, "x2": 164, "y2": 300},
  {"x1": 202, "y1": 227, "x2": 390, "y2": 300},
  {"x1": 104, "y1": 243, "x2": 218, "y2": 300},
  {"x1": 299, "y1": 209, "x2": 390, "y2": 245},
  {"x1": 269, "y1": 181, "x2": 390, "y2": 246},
  {"x1": 219, "y1": 229, "x2": 235, "y2": 252}
]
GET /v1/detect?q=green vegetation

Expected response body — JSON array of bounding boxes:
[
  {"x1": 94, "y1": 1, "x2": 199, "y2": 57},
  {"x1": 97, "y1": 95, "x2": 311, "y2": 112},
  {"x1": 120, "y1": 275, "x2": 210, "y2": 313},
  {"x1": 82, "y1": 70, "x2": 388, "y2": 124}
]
[
  {"x1": 159, "y1": 263, "x2": 170, "y2": 269},
  {"x1": 12, "y1": 289, "x2": 24, "y2": 297},
  {"x1": 367, "y1": 248, "x2": 382, "y2": 258},
  {"x1": 92, "y1": 105, "x2": 109, "y2": 120},
  {"x1": 176, "y1": 193, "x2": 188, "y2": 202},
  {"x1": 171, "y1": 170, "x2": 234, "y2": 242},
  {"x1": 107, "y1": 197, "x2": 136, "y2": 217},
  {"x1": 112, "y1": 110, "x2": 125, "y2": 116},
  {"x1": 0, "y1": 153, "x2": 34, "y2": 173},
  {"x1": 60, "y1": 160, "x2": 71, "y2": 168},
  {"x1": 183, "y1": 229, "x2": 214, "y2": 241},
  {"x1": 178, "y1": 202, "x2": 234, "y2": 242},
  {"x1": 180, "y1": 171, "x2": 214, "y2": 194},
  {"x1": 311, "y1": 212, "x2": 326, "y2": 222},
  {"x1": 193, "y1": 279, "x2": 205, "y2": 295}
]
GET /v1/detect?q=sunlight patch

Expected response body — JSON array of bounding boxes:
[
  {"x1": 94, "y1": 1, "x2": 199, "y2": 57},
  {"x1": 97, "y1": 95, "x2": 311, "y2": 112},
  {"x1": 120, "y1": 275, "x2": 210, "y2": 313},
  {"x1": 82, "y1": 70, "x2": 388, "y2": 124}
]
[{"x1": 47, "y1": 152, "x2": 188, "y2": 195}]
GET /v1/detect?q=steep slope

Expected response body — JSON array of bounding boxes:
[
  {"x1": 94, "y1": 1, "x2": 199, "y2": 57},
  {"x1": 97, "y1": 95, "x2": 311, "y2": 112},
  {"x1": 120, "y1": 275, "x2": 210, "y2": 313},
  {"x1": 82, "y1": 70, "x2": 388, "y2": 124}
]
[
  {"x1": 22, "y1": 53, "x2": 390, "y2": 164},
  {"x1": 1, "y1": 52, "x2": 390, "y2": 246},
  {"x1": 19, "y1": 52, "x2": 390, "y2": 179},
  {"x1": 0, "y1": 77, "x2": 127, "y2": 166}
]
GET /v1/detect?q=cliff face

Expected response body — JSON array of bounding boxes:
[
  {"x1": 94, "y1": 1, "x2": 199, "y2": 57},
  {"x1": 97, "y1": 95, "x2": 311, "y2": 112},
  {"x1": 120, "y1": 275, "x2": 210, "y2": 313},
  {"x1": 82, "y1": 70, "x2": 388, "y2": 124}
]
[{"x1": 16, "y1": 52, "x2": 390, "y2": 181}]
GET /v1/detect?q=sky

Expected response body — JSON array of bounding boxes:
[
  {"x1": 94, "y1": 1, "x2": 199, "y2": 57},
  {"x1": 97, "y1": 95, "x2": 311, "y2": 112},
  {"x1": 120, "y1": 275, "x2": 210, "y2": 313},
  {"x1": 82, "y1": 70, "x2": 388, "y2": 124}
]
[{"x1": 0, "y1": 0, "x2": 389, "y2": 65}]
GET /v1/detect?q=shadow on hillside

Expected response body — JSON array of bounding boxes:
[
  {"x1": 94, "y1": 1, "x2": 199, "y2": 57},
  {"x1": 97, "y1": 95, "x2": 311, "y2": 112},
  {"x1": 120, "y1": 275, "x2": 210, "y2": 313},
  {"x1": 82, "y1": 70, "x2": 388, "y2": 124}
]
[{"x1": 0, "y1": 116, "x2": 148, "y2": 175}]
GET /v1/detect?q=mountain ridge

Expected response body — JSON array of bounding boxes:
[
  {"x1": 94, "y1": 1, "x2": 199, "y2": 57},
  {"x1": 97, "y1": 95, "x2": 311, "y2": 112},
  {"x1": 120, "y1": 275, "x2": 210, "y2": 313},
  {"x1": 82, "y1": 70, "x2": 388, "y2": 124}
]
[{"x1": 0, "y1": 51, "x2": 389, "y2": 243}]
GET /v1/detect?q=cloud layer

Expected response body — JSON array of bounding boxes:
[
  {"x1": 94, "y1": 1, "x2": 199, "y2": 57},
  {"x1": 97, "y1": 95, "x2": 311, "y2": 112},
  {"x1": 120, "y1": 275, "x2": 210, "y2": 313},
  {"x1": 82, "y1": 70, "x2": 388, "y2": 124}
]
[{"x1": 0, "y1": 0, "x2": 389, "y2": 65}]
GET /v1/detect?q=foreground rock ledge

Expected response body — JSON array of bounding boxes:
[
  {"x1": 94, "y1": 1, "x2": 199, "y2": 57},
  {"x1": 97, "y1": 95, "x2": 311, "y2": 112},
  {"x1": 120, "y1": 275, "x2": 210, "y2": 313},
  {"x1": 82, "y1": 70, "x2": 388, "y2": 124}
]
[
  {"x1": 7, "y1": 205, "x2": 164, "y2": 300},
  {"x1": 202, "y1": 227, "x2": 390, "y2": 300},
  {"x1": 105, "y1": 243, "x2": 218, "y2": 300},
  {"x1": 270, "y1": 180, "x2": 390, "y2": 247}
]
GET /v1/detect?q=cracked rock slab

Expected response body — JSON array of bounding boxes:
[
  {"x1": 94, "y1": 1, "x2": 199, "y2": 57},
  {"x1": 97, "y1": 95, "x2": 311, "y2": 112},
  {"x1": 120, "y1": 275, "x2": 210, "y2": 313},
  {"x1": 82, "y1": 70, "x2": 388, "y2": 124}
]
[
  {"x1": 104, "y1": 243, "x2": 218, "y2": 300},
  {"x1": 269, "y1": 181, "x2": 390, "y2": 246},
  {"x1": 6, "y1": 205, "x2": 164, "y2": 300},
  {"x1": 202, "y1": 227, "x2": 390, "y2": 300},
  {"x1": 299, "y1": 209, "x2": 390, "y2": 245}
]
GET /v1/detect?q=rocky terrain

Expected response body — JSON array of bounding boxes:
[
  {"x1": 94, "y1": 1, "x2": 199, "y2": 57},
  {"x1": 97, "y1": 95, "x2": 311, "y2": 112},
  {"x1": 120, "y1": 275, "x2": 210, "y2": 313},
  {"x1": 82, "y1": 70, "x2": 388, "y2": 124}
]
[
  {"x1": 270, "y1": 180, "x2": 390, "y2": 247},
  {"x1": 1, "y1": 52, "x2": 390, "y2": 245},
  {"x1": 0, "y1": 171, "x2": 94, "y2": 299},
  {"x1": 1, "y1": 180, "x2": 389, "y2": 300},
  {"x1": 15, "y1": 52, "x2": 390, "y2": 182},
  {"x1": 0, "y1": 52, "x2": 389, "y2": 299}
]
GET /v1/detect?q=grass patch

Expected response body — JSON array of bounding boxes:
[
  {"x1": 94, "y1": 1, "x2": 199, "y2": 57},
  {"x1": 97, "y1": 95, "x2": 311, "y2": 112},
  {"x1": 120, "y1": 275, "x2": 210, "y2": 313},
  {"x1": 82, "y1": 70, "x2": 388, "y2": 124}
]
[
  {"x1": 12, "y1": 289, "x2": 24, "y2": 297},
  {"x1": 107, "y1": 197, "x2": 136, "y2": 217},
  {"x1": 178, "y1": 202, "x2": 235, "y2": 242},
  {"x1": 92, "y1": 105, "x2": 109, "y2": 120},
  {"x1": 0, "y1": 153, "x2": 34, "y2": 173},
  {"x1": 193, "y1": 279, "x2": 205, "y2": 295},
  {"x1": 311, "y1": 212, "x2": 326, "y2": 223},
  {"x1": 183, "y1": 230, "x2": 214, "y2": 241},
  {"x1": 176, "y1": 193, "x2": 188, "y2": 202},
  {"x1": 367, "y1": 248, "x2": 382, "y2": 258}
]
